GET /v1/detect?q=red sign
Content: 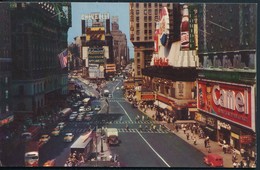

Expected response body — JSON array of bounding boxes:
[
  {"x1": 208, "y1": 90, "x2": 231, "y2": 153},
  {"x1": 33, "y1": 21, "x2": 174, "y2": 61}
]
[
  {"x1": 198, "y1": 80, "x2": 253, "y2": 129},
  {"x1": 240, "y1": 135, "x2": 253, "y2": 144},
  {"x1": 154, "y1": 58, "x2": 169, "y2": 66}
]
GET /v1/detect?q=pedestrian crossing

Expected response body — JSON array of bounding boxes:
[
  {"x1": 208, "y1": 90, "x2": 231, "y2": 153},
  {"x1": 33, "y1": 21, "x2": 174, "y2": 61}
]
[
  {"x1": 117, "y1": 128, "x2": 170, "y2": 134},
  {"x1": 92, "y1": 120, "x2": 152, "y2": 124},
  {"x1": 62, "y1": 128, "x2": 170, "y2": 134},
  {"x1": 107, "y1": 99, "x2": 126, "y2": 102}
]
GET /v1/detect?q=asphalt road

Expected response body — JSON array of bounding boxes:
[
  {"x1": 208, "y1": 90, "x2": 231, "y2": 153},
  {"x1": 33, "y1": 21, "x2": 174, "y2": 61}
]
[{"x1": 6, "y1": 76, "x2": 207, "y2": 167}]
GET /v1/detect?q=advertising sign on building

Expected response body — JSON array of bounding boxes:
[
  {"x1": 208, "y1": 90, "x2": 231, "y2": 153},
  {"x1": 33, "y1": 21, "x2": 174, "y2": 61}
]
[
  {"x1": 88, "y1": 47, "x2": 105, "y2": 64},
  {"x1": 86, "y1": 27, "x2": 105, "y2": 41},
  {"x1": 197, "y1": 79, "x2": 255, "y2": 131}
]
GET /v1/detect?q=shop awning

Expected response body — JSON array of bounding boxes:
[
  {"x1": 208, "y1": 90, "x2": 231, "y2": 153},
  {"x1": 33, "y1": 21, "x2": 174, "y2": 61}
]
[
  {"x1": 167, "y1": 105, "x2": 173, "y2": 111},
  {"x1": 188, "y1": 108, "x2": 198, "y2": 112},
  {"x1": 174, "y1": 120, "x2": 197, "y2": 124},
  {"x1": 154, "y1": 100, "x2": 168, "y2": 109}
]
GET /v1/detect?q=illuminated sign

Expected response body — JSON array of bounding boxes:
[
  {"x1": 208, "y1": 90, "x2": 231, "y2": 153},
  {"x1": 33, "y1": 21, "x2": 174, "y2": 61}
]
[
  {"x1": 198, "y1": 80, "x2": 253, "y2": 130},
  {"x1": 86, "y1": 27, "x2": 105, "y2": 41}
]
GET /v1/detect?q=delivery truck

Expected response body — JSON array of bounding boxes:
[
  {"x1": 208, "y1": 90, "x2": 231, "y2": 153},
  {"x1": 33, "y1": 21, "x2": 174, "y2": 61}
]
[{"x1": 105, "y1": 128, "x2": 119, "y2": 146}]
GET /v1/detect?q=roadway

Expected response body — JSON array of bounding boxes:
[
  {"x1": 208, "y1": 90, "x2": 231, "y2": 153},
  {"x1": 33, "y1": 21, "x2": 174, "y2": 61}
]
[{"x1": 6, "y1": 76, "x2": 207, "y2": 167}]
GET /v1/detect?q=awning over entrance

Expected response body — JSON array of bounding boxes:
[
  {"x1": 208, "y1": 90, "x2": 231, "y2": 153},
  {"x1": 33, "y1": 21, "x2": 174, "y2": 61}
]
[
  {"x1": 174, "y1": 120, "x2": 196, "y2": 124},
  {"x1": 154, "y1": 100, "x2": 168, "y2": 109},
  {"x1": 188, "y1": 108, "x2": 198, "y2": 112}
]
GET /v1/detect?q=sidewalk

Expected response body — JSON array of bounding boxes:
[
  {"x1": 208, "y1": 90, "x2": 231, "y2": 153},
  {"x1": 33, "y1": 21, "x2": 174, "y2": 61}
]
[{"x1": 139, "y1": 107, "x2": 250, "y2": 168}]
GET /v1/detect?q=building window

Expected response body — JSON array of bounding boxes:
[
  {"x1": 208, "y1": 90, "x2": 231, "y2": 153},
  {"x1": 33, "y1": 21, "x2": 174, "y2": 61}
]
[
  {"x1": 5, "y1": 77, "x2": 8, "y2": 84},
  {"x1": 19, "y1": 85, "x2": 24, "y2": 95},
  {"x1": 144, "y1": 30, "x2": 148, "y2": 34},
  {"x1": 155, "y1": 16, "x2": 158, "y2": 21},
  {"x1": 144, "y1": 3, "x2": 147, "y2": 8},
  {"x1": 136, "y1": 3, "x2": 139, "y2": 8},
  {"x1": 137, "y1": 37, "x2": 140, "y2": 41},
  {"x1": 148, "y1": 9, "x2": 152, "y2": 15},
  {"x1": 148, "y1": 3, "x2": 151, "y2": 8},
  {"x1": 136, "y1": 16, "x2": 139, "y2": 22},
  {"x1": 137, "y1": 71, "x2": 141, "y2": 75},
  {"x1": 136, "y1": 10, "x2": 139, "y2": 15},
  {"x1": 155, "y1": 3, "x2": 158, "y2": 7},
  {"x1": 144, "y1": 16, "x2": 147, "y2": 21},
  {"x1": 144, "y1": 10, "x2": 147, "y2": 15},
  {"x1": 5, "y1": 90, "x2": 8, "y2": 99},
  {"x1": 137, "y1": 52, "x2": 140, "y2": 58},
  {"x1": 6, "y1": 105, "x2": 9, "y2": 112},
  {"x1": 149, "y1": 16, "x2": 152, "y2": 21},
  {"x1": 136, "y1": 30, "x2": 140, "y2": 35},
  {"x1": 136, "y1": 23, "x2": 139, "y2": 29}
]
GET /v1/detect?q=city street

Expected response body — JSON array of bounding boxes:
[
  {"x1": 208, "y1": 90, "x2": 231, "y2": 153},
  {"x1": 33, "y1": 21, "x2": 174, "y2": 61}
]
[{"x1": 5, "y1": 76, "x2": 207, "y2": 167}]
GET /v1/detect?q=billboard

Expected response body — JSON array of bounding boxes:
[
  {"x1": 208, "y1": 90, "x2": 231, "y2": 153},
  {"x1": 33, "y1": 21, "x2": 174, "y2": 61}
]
[
  {"x1": 88, "y1": 47, "x2": 105, "y2": 64},
  {"x1": 197, "y1": 79, "x2": 255, "y2": 131},
  {"x1": 86, "y1": 27, "x2": 105, "y2": 41}
]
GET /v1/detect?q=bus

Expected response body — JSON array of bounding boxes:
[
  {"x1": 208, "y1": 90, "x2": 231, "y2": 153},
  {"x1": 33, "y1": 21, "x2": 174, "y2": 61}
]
[
  {"x1": 70, "y1": 130, "x2": 94, "y2": 160},
  {"x1": 24, "y1": 141, "x2": 39, "y2": 167}
]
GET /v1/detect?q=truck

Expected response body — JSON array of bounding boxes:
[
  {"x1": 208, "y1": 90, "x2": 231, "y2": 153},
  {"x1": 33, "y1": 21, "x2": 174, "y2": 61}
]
[
  {"x1": 59, "y1": 108, "x2": 72, "y2": 118},
  {"x1": 103, "y1": 89, "x2": 110, "y2": 97},
  {"x1": 105, "y1": 128, "x2": 119, "y2": 146},
  {"x1": 24, "y1": 141, "x2": 39, "y2": 167}
]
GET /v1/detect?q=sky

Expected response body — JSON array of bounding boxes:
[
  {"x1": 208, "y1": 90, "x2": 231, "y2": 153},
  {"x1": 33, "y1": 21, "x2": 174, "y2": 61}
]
[{"x1": 68, "y1": 2, "x2": 134, "y2": 58}]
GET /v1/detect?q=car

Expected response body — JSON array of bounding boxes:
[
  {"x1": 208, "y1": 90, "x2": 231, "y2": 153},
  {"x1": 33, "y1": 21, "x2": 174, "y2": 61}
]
[
  {"x1": 86, "y1": 106, "x2": 92, "y2": 112},
  {"x1": 56, "y1": 122, "x2": 66, "y2": 130},
  {"x1": 76, "y1": 115, "x2": 83, "y2": 121},
  {"x1": 69, "y1": 115, "x2": 77, "y2": 121},
  {"x1": 121, "y1": 86, "x2": 124, "y2": 89},
  {"x1": 84, "y1": 115, "x2": 92, "y2": 121},
  {"x1": 108, "y1": 94, "x2": 112, "y2": 98},
  {"x1": 64, "y1": 133, "x2": 74, "y2": 142},
  {"x1": 78, "y1": 108, "x2": 85, "y2": 112},
  {"x1": 39, "y1": 134, "x2": 50, "y2": 143},
  {"x1": 94, "y1": 105, "x2": 101, "y2": 111},
  {"x1": 204, "y1": 154, "x2": 223, "y2": 167},
  {"x1": 51, "y1": 128, "x2": 60, "y2": 136},
  {"x1": 116, "y1": 87, "x2": 120, "y2": 90}
]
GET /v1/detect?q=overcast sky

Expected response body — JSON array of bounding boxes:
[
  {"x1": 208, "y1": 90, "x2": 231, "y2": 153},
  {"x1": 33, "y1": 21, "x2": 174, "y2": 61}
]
[{"x1": 68, "y1": 2, "x2": 134, "y2": 58}]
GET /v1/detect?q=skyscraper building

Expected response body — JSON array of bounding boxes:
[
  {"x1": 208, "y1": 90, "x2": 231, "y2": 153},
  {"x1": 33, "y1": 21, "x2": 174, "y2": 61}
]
[
  {"x1": 129, "y1": 2, "x2": 174, "y2": 79},
  {"x1": 10, "y1": 2, "x2": 71, "y2": 122}
]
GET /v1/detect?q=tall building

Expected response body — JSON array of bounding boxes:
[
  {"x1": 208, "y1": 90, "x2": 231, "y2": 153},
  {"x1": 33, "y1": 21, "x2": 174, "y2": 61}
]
[
  {"x1": 197, "y1": 3, "x2": 256, "y2": 157},
  {"x1": 10, "y1": 2, "x2": 71, "y2": 122},
  {"x1": 129, "y1": 2, "x2": 174, "y2": 79},
  {"x1": 0, "y1": 3, "x2": 14, "y2": 134},
  {"x1": 111, "y1": 16, "x2": 128, "y2": 72}
]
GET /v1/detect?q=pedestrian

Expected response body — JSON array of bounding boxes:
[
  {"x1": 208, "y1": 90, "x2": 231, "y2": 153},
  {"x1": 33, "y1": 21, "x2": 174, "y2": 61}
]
[
  {"x1": 207, "y1": 144, "x2": 211, "y2": 153},
  {"x1": 193, "y1": 137, "x2": 197, "y2": 145},
  {"x1": 176, "y1": 125, "x2": 179, "y2": 132},
  {"x1": 240, "y1": 160, "x2": 244, "y2": 168},
  {"x1": 204, "y1": 139, "x2": 207, "y2": 148},
  {"x1": 183, "y1": 126, "x2": 186, "y2": 134},
  {"x1": 186, "y1": 133, "x2": 190, "y2": 140},
  {"x1": 142, "y1": 115, "x2": 144, "y2": 121},
  {"x1": 246, "y1": 156, "x2": 250, "y2": 168},
  {"x1": 233, "y1": 161, "x2": 237, "y2": 168},
  {"x1": 125, "y1": 124, "x2": 129, "y2": 131},
  {"x1": 139, "y1": 124, "x2": 142, "y2": 131}
]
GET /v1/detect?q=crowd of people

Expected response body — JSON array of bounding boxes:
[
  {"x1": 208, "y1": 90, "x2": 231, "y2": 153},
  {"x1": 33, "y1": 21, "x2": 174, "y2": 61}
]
[{"x1": 64, "y1": 151, "x2": 85, "y2": 167}]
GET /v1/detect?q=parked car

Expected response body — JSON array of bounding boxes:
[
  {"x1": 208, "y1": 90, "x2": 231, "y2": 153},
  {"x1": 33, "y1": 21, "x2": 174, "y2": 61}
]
[
  {"x1": 56, "y1": 122, "x2": 66, "y2": 130},
  {"x1": 116, "y1": 87, "x2": 120, "y2": 90},
  {"x1": 51, "y1": 128, "x2": 60, "y2": 136},
  {"x1": 76, "y1": 115, "x2": 83, "y2": 121},
  {"x1": 84, "y1": 115, "x2": 92, "y2": 121},
  {"x1": 39, "y1": 134, "x2": 50, "y2": 143},
  {"x1": 86, "y1": 106, "x2": 92, "y2": 112},
  {"x1": 204, "y1": 154, "x2": 223, "y2": 167},
  {"x1": 64, "y1": 133, "x2": 74, "y2": 142}
]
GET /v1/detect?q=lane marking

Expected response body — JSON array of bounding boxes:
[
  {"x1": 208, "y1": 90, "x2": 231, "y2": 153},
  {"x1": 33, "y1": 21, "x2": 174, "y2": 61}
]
[
  {"x1": 116, "y1": 101, "x2": 133, "y2": 123},
  {"x1": 137, "y1": 130, "x2": 171, "y2": 167},
  {"x1": 112, "y1": 81, "x2": 121, "y2": 97}
]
